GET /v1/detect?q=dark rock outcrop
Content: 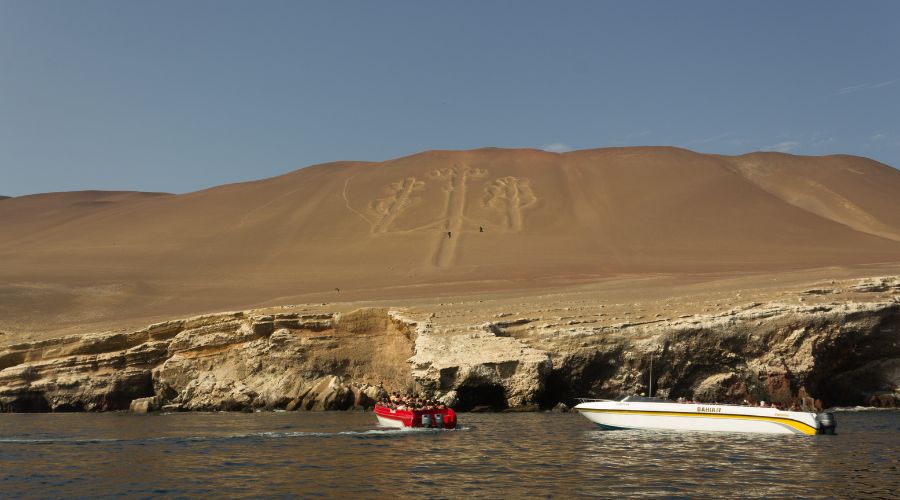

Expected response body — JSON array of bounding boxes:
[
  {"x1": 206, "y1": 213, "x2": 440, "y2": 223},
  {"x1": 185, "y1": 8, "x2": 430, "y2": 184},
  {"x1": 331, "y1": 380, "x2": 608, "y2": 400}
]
[{"x1": 535, "y1": 301, "x2": 900, "y2": 408}]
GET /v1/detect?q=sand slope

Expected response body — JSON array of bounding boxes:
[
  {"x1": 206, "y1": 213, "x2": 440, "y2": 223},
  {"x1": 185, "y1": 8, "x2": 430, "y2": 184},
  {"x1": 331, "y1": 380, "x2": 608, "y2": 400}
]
[{"x1": 1, "y1": 147, "x2": 899, "y2": 335}]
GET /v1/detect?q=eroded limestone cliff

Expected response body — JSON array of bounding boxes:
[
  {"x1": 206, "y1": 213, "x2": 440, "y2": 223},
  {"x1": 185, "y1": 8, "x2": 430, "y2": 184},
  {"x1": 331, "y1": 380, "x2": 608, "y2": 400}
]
[
  {"x1": 1, "y1": 277, "x2": 898, "y2": 412},
  {"x1": 0, "y1": 309, "x2": 411, "y2": 412}
]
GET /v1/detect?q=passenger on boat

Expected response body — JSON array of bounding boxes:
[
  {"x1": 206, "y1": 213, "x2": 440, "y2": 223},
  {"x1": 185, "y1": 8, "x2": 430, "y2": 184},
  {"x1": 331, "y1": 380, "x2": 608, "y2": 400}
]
[
  {"x1": 376, "y1": 393, "x2": 448, "y2": 411},
  {"x1": 669, "y1": 395, "x2": 796, "y2": 410}
]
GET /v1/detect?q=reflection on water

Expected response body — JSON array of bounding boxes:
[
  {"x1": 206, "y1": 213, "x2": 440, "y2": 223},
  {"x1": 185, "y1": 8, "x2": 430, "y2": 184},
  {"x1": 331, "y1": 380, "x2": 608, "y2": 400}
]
[{"x1": 0, "y1": 411, "x2": 897, "y2": 497}]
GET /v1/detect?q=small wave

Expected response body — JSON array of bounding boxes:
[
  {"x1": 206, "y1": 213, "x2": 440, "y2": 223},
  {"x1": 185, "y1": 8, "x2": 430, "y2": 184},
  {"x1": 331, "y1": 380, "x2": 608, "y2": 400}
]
[
  {"x1": 830, "y1": 406, "x2": 899, "y2": 412},
  {"x1": 0, "y1": 426, "x2": 467, "y2": 444},
  {"x1": 254, "y1": 426, "x2": 467, "y2": 438}
]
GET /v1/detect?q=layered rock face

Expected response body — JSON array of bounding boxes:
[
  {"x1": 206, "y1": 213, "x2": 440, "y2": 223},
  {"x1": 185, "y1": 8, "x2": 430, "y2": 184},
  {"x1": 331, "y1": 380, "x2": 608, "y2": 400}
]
[
  {"x1": 407, "y1": 278, "x2": 900, "y2": 410},
  {"x1": 0, "y1": 309, "x2": 411, "y2": 412},
  {"x1": 1, "y1": 278, "x2": 898, "y2": 412},
  {"x1": 538, "y1": 299, "x2": 899, "y2": 409}
]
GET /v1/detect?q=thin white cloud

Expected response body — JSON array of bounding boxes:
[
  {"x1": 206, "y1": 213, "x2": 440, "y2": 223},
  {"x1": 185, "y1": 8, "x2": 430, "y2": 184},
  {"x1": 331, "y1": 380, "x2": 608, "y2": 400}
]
[
  {"x1": 863, "y1": 133, "x2": 895, "y2": 150},
  {"x1": 767, "y1": 141, "x2": 801, "y2": 153},
  {"x1": 811, "y1": 136, "x2": 835, "y2": 147},
  {"x1": 837, "y1": 80, "x2": 897, "y2": 95},
  {"x1": 541, "y1": 142, "x2": 573, "y2": 153},
  {"x1": 870, "y1": 81, "x2": 896, "y2": 89}
]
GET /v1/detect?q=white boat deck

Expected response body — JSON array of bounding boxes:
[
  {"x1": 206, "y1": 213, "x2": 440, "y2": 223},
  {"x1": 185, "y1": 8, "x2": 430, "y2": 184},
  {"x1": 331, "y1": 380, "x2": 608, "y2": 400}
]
[{"x1": 575, "y1": 400, "x2": 819, "y2": 435}]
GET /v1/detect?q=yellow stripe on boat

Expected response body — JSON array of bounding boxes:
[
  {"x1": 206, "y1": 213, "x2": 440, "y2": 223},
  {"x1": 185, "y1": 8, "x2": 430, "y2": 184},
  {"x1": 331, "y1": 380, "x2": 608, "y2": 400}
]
[{"x1": 578, "y1": 408, "x2": 817, "y2": 435}]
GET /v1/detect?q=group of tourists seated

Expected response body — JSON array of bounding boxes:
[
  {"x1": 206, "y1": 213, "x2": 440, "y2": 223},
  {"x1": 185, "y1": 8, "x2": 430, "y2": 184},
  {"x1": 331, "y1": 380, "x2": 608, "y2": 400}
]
[
  {"x1": 746, "y1": 400, "x2": 803, "y2": 411},
  {"x1": 674, "y1": 396, "x2": 801, "y2": 411},
  {"x1": 377, "y1": 393, "x2": 447, "y2": 411}
]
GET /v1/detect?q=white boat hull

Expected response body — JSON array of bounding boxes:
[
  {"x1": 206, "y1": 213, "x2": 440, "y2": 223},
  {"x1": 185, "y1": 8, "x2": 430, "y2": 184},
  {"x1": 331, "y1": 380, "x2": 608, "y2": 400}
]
[{"x1": 576, "y1": 401, "x2": 819, "y2": 435}]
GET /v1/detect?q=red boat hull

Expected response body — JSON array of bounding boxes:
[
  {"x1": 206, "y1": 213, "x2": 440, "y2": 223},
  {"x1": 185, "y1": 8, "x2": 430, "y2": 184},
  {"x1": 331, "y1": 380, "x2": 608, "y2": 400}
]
[{"x1": 374, "y1": 405, "x2": 457, "y2": 429}]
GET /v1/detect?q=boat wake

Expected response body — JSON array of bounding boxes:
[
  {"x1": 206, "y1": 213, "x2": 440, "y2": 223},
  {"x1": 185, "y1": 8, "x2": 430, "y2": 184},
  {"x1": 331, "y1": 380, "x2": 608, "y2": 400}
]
[
  {"x1": 829, "y1": 406, "x2": 899, "y2": 412},
  {"x1": 0, "y1": 426, "x2": 469, "y2": 445}
]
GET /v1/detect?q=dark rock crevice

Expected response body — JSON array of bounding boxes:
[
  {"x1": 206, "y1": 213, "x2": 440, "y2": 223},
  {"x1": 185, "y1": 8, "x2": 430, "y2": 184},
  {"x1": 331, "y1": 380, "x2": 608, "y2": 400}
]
[
  {"x1": 536, "y1": 305, "x2": 899, "y2": 409},
  {"x1": 454, "y1": 378, "x2": 508, "y2": 412}
]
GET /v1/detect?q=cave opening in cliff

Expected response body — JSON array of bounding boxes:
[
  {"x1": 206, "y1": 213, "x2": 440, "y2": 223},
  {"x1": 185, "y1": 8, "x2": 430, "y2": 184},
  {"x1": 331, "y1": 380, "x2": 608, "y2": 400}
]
[
  {"x1": 536, "y1": 370, "x2": 571, "y2": 409},
  {"x1": 455, "y1": 381, "x2": 508, "y2": 412},
  {"x1": 806, "y1": 313, "x2": 900, "y2": 407},
  {"x1": 2, "y1": 393, "x2": 51, "y2": 413},
  {"x1": 535, "y1": 349, "x2": 625, "y2": 409}
]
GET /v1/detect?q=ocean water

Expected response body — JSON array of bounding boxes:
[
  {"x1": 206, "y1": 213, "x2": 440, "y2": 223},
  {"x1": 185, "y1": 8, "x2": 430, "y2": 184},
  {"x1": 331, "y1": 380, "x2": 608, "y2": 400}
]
[{"x1": 0, "y1": 410, "x2": 897, "y2": 498}]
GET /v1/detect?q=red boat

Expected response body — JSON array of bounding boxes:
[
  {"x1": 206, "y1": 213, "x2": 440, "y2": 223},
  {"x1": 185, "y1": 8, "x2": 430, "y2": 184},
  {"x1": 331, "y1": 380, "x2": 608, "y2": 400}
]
[{"x1": 374, "y1": 404, "x2": 457, "y2": 429}]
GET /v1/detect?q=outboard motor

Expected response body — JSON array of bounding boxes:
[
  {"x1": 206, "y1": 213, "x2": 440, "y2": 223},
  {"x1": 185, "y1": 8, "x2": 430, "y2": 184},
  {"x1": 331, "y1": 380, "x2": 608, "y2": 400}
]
[
  {"x1": 816, "y1": 412, "x2": 837, "y2": 435},
  {"x1": 421, "y1": 413, "x2": 433, "y2": 428},
  {"x1": 433, "y1": 413, "x2": 444, "y2": 429}
]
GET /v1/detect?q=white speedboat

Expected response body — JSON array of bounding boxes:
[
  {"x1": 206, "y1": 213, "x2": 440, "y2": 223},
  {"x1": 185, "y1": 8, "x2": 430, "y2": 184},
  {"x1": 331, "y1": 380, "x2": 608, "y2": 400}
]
[{"x1": 575, "y1": 396, "x2": 836, "y2": 436}]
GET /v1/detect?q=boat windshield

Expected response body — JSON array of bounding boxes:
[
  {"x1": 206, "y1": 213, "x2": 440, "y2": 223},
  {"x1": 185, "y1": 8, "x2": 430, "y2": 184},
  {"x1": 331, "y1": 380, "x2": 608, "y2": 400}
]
[{"x1": 618, "y1": 395, "x2": 672, "y2": 403}]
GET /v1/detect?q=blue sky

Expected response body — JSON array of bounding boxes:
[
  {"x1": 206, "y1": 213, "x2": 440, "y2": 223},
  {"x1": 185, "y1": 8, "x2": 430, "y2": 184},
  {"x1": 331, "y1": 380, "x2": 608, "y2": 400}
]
[{"x1": 1, "y1": 0, "x2": 898, "y2": 196}]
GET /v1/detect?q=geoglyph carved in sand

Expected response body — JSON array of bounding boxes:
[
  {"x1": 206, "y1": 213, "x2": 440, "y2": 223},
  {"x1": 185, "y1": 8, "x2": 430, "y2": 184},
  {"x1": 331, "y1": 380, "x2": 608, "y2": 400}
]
[
  {"x1": 481, "y1": 176, "x2": 538, "y2": 232},
  {"x1": 359, "y1": 165, "x2": 538, "y2": 267},
  {"x1": 369, "y1": 177, "x2": 426, "y2": 234},
  {"x1": 428, "y1": 165, "x2": 488, "y2": 267}
]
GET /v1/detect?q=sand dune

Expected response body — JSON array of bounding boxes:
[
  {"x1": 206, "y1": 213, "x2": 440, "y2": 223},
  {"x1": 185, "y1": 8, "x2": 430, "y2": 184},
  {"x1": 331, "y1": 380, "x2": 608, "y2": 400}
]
[
  {"x1": 2, "y1": 147, "x2": 899, "y2": 335},
  {"x1": 725, "y1": 153, "x2": 900, "y2": 242}
]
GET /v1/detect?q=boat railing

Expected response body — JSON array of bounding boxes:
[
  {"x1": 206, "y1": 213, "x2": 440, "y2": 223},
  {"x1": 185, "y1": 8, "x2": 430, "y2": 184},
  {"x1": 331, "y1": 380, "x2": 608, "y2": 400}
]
[{"x1": 574, "y1": 397, "x2": 809, "y2": 411}]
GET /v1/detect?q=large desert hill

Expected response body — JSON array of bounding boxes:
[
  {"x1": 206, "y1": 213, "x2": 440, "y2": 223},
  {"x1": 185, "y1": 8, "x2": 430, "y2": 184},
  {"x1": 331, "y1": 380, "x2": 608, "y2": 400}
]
[{"x1": 2, "y1": 146, "x2": 900, "y2": 336}]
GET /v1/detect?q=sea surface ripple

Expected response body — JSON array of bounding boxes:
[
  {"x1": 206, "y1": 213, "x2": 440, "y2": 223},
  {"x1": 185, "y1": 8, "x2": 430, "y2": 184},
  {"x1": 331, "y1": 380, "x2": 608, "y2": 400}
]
[{"x1": 0, "y1": 410, "x2": 897, "y2": 498}]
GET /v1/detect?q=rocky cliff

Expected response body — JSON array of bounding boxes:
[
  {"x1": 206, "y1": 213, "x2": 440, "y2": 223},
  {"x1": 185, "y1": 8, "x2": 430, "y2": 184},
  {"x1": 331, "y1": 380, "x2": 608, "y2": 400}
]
[{"x1": 1, "y1": 277, "x2": 898, "y2": 412}]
